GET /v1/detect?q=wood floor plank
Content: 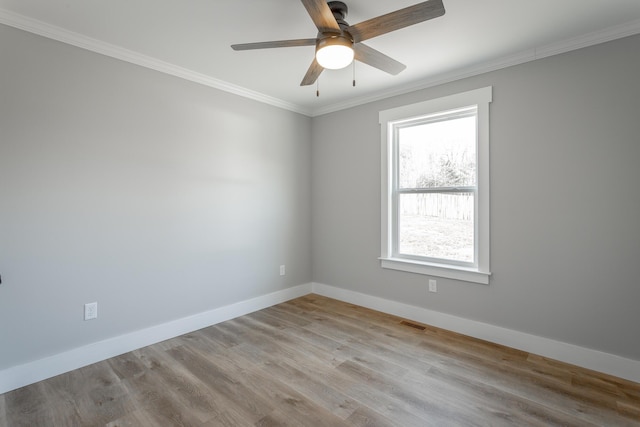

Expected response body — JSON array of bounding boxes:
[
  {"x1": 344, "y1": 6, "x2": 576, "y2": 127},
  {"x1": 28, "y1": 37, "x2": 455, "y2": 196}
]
[
  {"x1": 120, "y1": 369, "x2": 205, "y2": 426},
  {"x1": 200, "y1": 408, "x2": 258, "y2": 427},
  {"x1": 618, "y1": 400, "x2": 640, "y2": 420},
  {"x1": 18, "y1": 361, "x2": 121, "y2": 427},
  {"x1": 107, "y1": 351, "x2": 147, "y2": 381},
  {"x1": 336, "y1": 359, "x2": 482, "y2": 426},
  {"x1": 255, "y1": 358, "x2": 360, "y2": 420},
  {"x1": 2, "y1": 383, "x2": 52, "y2": 427},
  {"x1": 196, "y1": 322, "x2": 244, "y2": 349},
  {"x1": 345, "y1": 406, "x2": 399, "y2": 427},
  {"x1": 241, "y1": 367, "x2": 352, "y2": 427},
  {"x1": 0, "y1": 393, "x2": 6, "y2": 427},
  {"x1": 238, "y1": 314, "x2": 350, "y2": 370},
  {"x1": 105, "y1": 408, "x2": 159, "y2": 427},
  {"x1": 418, "y1": 364, "x2": 601, "y2": 427},
  {"x1": 132, "y1": 345, "x2": 224, "y2": 423},
  {"x1": 261, "y1": 304, "x2": 314, "y2": 328},
  {"x1": 165, "y1": 344, "x2": 272, "y2": 424},
  {"x1": 2, "y1": 294, "x2": 640, "y2": 426}
]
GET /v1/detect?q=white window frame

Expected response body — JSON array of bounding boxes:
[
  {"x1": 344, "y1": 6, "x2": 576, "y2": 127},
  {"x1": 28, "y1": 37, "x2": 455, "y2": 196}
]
[{"x1": 379, "y1": 87, "x2": 492, "y2": 284}]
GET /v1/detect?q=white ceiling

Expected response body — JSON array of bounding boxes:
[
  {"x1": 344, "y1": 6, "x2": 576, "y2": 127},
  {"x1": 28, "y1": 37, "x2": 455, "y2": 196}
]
[{"x1": 1, "y1": 0, "x2": 640, "y2": 116}]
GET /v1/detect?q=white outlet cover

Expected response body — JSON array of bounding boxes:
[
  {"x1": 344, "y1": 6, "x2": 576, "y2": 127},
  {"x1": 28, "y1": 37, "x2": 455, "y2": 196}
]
[
  {"x1": 84, "y1": 302, "x2": 98, "y2": 320},
  {"x1": 429, "y1": 280, "x2": 437, "y2": 293}
]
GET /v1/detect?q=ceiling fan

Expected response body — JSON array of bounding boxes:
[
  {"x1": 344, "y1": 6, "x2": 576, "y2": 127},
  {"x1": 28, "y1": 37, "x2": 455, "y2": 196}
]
[{"x1": 231, "y1": 0, "x2": 445, "y2": 86}]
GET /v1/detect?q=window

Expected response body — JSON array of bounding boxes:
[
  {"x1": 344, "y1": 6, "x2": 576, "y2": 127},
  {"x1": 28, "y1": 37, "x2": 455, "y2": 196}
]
[{"x1": 379, "y1": 87, "x2": 492, "y2": 284}]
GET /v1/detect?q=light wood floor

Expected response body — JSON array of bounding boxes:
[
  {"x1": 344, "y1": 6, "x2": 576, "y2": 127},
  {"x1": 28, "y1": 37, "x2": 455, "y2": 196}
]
[{"x1": 1, "y1": 295, "x2": 639, "y2": 426}]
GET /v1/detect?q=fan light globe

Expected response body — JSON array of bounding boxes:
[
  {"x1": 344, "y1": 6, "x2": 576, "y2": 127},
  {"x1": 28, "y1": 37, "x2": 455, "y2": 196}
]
[{"x1": 316, "y1": 36, "x2": 354, "y2": 70}]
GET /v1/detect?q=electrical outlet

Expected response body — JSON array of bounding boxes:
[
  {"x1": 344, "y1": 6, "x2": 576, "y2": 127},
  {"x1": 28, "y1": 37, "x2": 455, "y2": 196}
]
[
  {"x1": 428, "y1": 279, "x2": 437, "y2": 293},
  {"x1": 280, "y1": 265, "x2": 286, "y2": 276},
  {"x1": 84, "y1": 302, "x2": 98, "y2": 320}
]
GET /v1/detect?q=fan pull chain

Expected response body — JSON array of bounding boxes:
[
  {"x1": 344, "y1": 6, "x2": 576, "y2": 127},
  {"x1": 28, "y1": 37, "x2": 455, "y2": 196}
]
[
  {"x1": 353, "y1": 61, "x2": 356, "y2": 87},
  {"x1": 316, "y1": 78, "x2": 319, "y2": 97}
]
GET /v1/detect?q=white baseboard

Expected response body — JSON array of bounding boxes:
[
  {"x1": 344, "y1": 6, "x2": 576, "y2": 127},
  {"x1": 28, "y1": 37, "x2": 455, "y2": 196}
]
[
  {"x1": 3, "y1": 281, "x2": 638, "y2": 395},
  {"x1": 311, "y1": 282, "x2": 640, "y2": 384},
  {"x1": 0, "y1": 283, "x2": 313, "y2": 395}
]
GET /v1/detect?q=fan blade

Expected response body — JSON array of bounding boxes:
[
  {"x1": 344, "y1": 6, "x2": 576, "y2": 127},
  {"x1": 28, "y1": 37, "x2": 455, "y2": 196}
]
[
  {"x1": 231, "y1": 39, "x2": 317, "y2": 51},
  {"x1": 354, "y1": 43, "x2": 406, "y2": 75},
  {"x1": 300, "y1": 0, "x2": 341, "y2": 33},
  {"x1": 300, "y1": 58, "x2": 324, "y2": 86},
  {"x1": 348, "y1": 0, "x2": 445, "y2": 43}
]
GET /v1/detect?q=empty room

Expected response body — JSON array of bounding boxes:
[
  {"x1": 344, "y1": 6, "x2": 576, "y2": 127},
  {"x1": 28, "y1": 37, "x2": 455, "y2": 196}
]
[{"x1": 1, "y1": 0, "x2": 639, "y2": 425}]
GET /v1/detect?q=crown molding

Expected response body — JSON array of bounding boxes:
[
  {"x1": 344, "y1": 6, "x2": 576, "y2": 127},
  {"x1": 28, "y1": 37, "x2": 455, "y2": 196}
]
[
  {"x1": 0, "y1": 9, "x2": 312, "y2": 117},
  {"x1": 533, "y1": 18, "x2": 640, "y2": 60},
  {"x1": 1, "y1": 8, "x2": 639, "y2": 118}
]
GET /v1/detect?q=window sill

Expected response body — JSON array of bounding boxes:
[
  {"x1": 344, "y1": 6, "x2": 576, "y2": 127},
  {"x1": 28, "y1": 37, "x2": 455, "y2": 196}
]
[{"x1": 379, "y1": 257, "x2": 491, "y2": 285}]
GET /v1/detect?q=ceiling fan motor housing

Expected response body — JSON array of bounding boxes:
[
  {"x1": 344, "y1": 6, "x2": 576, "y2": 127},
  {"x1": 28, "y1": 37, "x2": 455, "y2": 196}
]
[
  {"x1": 316, "y1": 33, "x2": 353, "y2": 51},
  {"x1": 328, "y1": 1, "x2": 349, "y2": 21},
  {"x1": 318, "y1": 1, "x2": 354, "y2": 51}
]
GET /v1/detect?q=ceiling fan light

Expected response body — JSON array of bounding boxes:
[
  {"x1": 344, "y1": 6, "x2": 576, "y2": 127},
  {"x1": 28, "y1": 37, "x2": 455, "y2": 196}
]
[{"x1": 316, "y1": 36, "x2": 354, "y2": 70}]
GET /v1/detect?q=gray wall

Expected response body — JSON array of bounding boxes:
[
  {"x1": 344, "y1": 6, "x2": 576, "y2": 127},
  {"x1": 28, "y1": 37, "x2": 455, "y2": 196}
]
[
  {"x1": 311, "y1": 34, "x2": 640, "y2": 361},
  {"x1": 1, "y1": 21, "x2": 639, "y2": 374},
  {"x1": 0, "y1": 24, "x2": 311, "y2": 370}
]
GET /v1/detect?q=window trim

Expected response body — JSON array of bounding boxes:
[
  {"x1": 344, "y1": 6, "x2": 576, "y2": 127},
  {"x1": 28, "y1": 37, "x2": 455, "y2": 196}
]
[{"x1": 379, "y1": 87, "x2": 492, "y2": 284}]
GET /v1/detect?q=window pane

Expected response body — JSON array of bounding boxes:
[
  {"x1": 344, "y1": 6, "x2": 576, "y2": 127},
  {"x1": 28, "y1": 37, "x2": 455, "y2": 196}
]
[
  {"x1": 398, "y1": 193, "x2": 474, "y2": 263},
  {"x1": 398, "y1": 115, "x2": 476, "y2": 189}
]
